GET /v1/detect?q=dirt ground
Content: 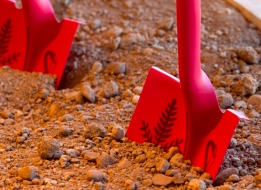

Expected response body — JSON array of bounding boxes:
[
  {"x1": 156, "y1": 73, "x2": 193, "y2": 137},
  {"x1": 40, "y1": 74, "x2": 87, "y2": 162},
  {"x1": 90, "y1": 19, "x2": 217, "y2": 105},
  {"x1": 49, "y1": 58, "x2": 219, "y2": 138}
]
[{"x1": 0, "y1": 0, "x2": 261, "y2": 189}]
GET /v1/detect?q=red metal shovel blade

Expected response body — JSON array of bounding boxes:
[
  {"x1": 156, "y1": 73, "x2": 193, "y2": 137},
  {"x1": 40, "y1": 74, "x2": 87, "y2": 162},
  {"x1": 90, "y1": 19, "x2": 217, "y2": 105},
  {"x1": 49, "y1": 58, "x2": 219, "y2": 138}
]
[
  {"x1": 126, "y1": 67, "x2": 248, "y2": 180},
  {"x1": 188, "y1": 109, "x2": 248, "y2": 180},
  {"x1": 0, "y1": 0, "x2": 27, "y2": 70},
  {"x1": 0, "y1": 0, "x2": 82, "y2": 88},
  {"x1": 21, "y1": 0, "x2": 81, "y2": 88},
  {"x1": 126, "y1": 67, "x2": 187, "y2": 153},
  {"x1": 28, "y1": 19, "x2": 80, "y2": 88}
]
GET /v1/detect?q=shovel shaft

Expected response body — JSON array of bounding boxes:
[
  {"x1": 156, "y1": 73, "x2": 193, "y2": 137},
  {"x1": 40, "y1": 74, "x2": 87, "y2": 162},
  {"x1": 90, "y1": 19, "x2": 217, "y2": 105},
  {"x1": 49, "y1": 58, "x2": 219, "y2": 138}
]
[
  {"x1": 176, "y1": 0, "x2": 223, "y2": 160},
  {"x1": 176, "y1": 0, "x2": 222, "y2": 134},
  {"x1": 176, "y1": 0, "x2": 201, "y2": 83}
]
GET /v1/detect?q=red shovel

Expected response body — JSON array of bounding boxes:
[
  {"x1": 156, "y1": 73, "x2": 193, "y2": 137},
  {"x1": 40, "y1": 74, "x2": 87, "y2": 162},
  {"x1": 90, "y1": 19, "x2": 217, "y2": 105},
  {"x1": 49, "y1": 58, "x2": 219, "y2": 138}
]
[
  {"x1": 0, "y1": 0, "x2": 82, "y2": 88},
  {"x1": 126, "y1": 0, "x2": 248, "y2": 180}
]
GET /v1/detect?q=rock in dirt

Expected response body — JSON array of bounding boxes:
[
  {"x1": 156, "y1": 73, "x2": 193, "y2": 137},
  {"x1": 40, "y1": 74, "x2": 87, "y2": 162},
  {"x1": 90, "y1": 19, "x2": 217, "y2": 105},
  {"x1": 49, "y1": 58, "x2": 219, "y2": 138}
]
[
  {"x1": 152, "y1": 174, "x2": 173, "y2": 186},
  {"x1": 94, "y1": 182, "x2": 104, "y2": 190},
  {"x1": 103, "y1": 81, "x2": 119, "y2": 98},
  {"x1": 238, "y1": 46, "x2": 260, "y2": 64},
  {"x1": 89, "y1": 19, "x2": 101, "y2": 30},
  {"x1": 141, "y1": 48, "x2": 154, "y2": 56},
  {"x1": 122, "y1": 89, "x2": 134, "y2": 99},
  {"x1": 226, "y1": 174, "x2": 240, "y2": 182},
  {"x1": 248, "y1": 109, "x2": 260, "y2": 118},
  {"x1": 214, "y1": 168, "x2": 239, "y2": 186},
  {"x1": 234, "y1": 74, "x2": 259, "y2": 96},
  {"x1": 83, "y1": 150, "x2": 100, "y2": 162},
  {"x1": 247, "y1": 94, "x2": 261, "y2": 107},
  {"x1": 117, "y1": 158, "x2": 132, "y2": 169},
  {"x1": 36, "y1": 88, "x2": 50, "y2": 99},
  {"x1": 158, "y1": 18, "x2": 174, "y2": 31},
  {"x1": 218, "y1": 93, "x2": 234, "y2": 109},
  {"x1": 156, "y1": 159, "x2": 170, "y2": 173},
  {"x1": 65, "y1": 149, "x2": 80, "y2": 157},
  {"x1": 107, "y1": 62, "x2": 126, "y2": 75},
  {"x1": 133, "y1": 86, "x2": 143, "y2": 95},
  {"x1": 18, "y1": 167, "x2": 37, "y2": 181},
  {"x1": 86, "y1": 169, "x2": 106, "y2": 182},
  {"x1": 81, "y1": 83, "x2": 96, "y2": 103},
  {"x1": 200, "y1": 172, "x2": 212, "y2": 180},
  {"x1": 248, "y1": 134, "x2": 261, "y2": 145},
  {"x1": 229, "y1": 138, "x2": 238, "y2": 148},
  {"x1": 83, "y1": 122, "x2": 106, "y2": 139},
  {"x1": 173, "y1": 173, "x2": 185, "y2": 184},
  {"x1": 37, "y1": 136, "x2": 60, "y2": 159},
  {"x1": 60, "y1": 155, "x2": 70, "y2": 167},
  {"x1": 64, "y1": 91, "x2": 84, "y2": 103},
  {"x1": 234, "y1": 100, "x2": 247, "y2": 108},
  {"x1": 105, "y1": 26, "x2": 123, "y2": 38},
  {"x1": 187, "y1": 179, "x2": 206, "y2": 190},
  {"x1": 96, "y1": 153, "x2": 118, "y2": 167},
  {"x1": 123, "y1": 179, "x2": 136, "y2": 190},
  {"x1": 201, "y1": 52, "x2": 220, "y2": 65},
  {"x1": 91, "y1": 61, "x2": 103, "y2": 74},
  {"x1": 111, "y1": 124, "x2": 125, "y2": 140},
  {"x1": 164, "y1": 147, "x2": 179, "y2": 160},
  {"x1": 59, "y1": 125, "x2": 71, "y2": 137},
  {"x1": 1, "y1": 108, "x2": 13, "y2": 119},
  {"x1": 108, "y1": 36, "x2": 121, "y2": 51},
  {"x1": 135, "y1": 154, "x2": 146, "y2": 163},
  {"x1": 142, "y1": 178, "x2": 152, "y2": 187},
  {"x1": 53, "y1": 150, "x2": 64, "y2": 159},
  {"x1": 170, "y1": 153, "x2": 184, "y2": 167},
  {"x1": 132, "y1": 95, "x2": 140, "y2": 104},
  {"x1": 120, "y1": 33, "x2": 145, "y2": 48}
]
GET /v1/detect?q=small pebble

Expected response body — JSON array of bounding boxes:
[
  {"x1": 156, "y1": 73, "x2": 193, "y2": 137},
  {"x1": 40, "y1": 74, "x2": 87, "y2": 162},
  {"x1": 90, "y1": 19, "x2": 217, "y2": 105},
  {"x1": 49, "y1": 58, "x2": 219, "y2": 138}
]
[
  {"x1": 37, "y1": 136, "x2": 60, "y2": 159},
  {"x1": 83, "y1": 122, "x2": 106, "y2": 139},
  {"x1": 96, "y1": 153, "x2": 118, "y2": 167},
  {"x1": 132, "y1": 95, "x2": 140, "y2": 104},
  {"x1": 86, "y1": 169, "x2": 106, "y2": 182},
  {"x1": 104, "y1": 81, "x2": 119, "y2": 98},
  {"x1": 59, "y1": 125, "x2": 71, "y2": 137},
  {"x1": 108, "y1": 62, "x2": 126, "y2": 75},
  {"x1": 18, "y1": 167, "x2": 36, "y2": 181},
  {"x1": 91, "y1": 61, "x2": 103, "y2": 74}
]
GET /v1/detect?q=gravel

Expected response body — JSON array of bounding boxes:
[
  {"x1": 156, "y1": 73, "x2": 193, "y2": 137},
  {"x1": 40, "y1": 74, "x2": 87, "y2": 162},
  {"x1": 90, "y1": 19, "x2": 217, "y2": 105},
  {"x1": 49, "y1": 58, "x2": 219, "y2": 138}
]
[
  {"x1": 37, "y1": 136, "x2": 60, "y2": 159},
  {"x1": 214, "y1": 168, "x2": 239, "y2": 186},
  {"x1": 152, "y1": 174, "x2": 174, "y2": 186},
  {"x1": 103, "y1": 81, "x2": 119, "y2": 98},
  {"x1": 86, "y1": 169, "x2": 106, "y2": 182},
  {"x1": 1, "y1": 0, "x2": 261, "y2": 189},
  {"x1": 91, "y1": 61, "x2": 103, "y2": 74},
  {"x1": 81, "y1": 82, "x2": 96, "y2": 103},
  {"x1": 107, "y1": 62, "x2": 126, "y2": 75},
  {"x1": 218, "y1": 93, "x2": 234, "y2": 109},
  {"x1": 238, "y1": 46, "x2": 261, "y2": 64},
  {"x1": 96, "y1": 153, "x2": 118, "y2": 167},
  {"x1": 17, "y1": 167, "x2": 37, "y2": 181},
  {"x1": 83, "y1": 122, "x2": 107, "y2": 139}
]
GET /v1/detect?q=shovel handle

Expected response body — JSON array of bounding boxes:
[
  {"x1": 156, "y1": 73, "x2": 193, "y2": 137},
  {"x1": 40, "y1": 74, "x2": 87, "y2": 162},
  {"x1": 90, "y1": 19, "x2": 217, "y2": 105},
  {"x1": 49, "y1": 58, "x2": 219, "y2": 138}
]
[
  {"x1": 176, "y1": 0, "x2": 222, "y2": 135},
  {"x1": 176, "y1": 0, "x2": 201, "y2": 84}
]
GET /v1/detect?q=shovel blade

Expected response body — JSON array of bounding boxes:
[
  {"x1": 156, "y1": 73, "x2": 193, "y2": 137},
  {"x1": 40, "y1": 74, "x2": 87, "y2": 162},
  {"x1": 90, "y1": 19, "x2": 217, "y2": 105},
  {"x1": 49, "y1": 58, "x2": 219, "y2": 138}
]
[
  {"x1": 185, "y1": 109, "x2": 248, "y2": 180},
  {"x1": 0, "y1": 0, "x2": 27, "y2": 70},
  {"x1": 126, "y1": 66, "x2": 187, "y2": 152},
  {"x1": 0, "y1": 0, "x2": 82, "y2": 88},
  {"x1": 29, "y1": 19, "x2": 80, "y2": 88}
]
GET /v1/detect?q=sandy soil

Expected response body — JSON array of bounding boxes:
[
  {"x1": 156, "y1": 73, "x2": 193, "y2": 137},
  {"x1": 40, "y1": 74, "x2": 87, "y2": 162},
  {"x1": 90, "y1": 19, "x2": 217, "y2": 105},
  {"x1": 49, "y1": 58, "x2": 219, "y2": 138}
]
[{"x1": 0, "y1": 0, "x2": 261, "y2": 189}]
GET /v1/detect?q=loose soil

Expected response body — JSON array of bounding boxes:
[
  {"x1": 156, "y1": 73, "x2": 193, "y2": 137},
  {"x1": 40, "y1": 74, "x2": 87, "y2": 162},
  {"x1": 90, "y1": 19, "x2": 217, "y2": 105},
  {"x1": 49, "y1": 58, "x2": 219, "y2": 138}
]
[{"x1": 1, "y1": 0, "x2": 261, "y2": 189}]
